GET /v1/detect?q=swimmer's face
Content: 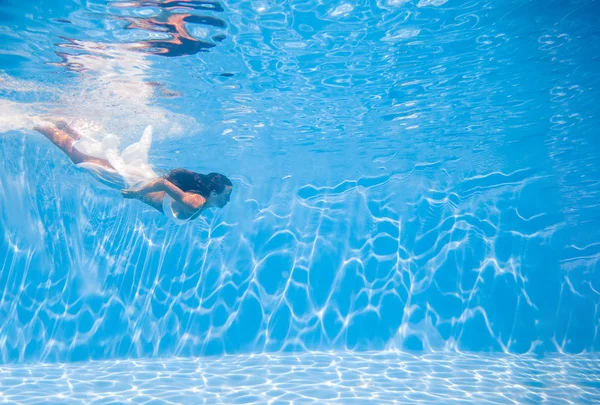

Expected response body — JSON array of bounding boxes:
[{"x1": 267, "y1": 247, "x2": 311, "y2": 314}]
[{"x1": 208, "y1": 186, "x2": 232, "y2": 208}]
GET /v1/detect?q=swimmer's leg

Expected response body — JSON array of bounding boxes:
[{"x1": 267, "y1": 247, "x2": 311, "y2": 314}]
[
  {"x1": 54, "y1": 119, "x2": 82, "y2": 140},
  {"x1": 33, "y1": 123, "x2": 113, "y2": 169}
]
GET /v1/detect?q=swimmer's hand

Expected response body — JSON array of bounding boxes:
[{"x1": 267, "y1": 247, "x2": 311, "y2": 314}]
[{"x1": 121, "y1": 188, "x2": 141, "y2": 199}]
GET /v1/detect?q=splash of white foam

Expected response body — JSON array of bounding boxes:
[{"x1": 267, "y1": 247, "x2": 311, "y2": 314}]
[
  {"x1": 1, "y1": 40, "x2": 200, "y2": 142},
  {"x1": 382, "y1": 28, "x2": 421, "y2": 41},
  {"x1": 417, "y1": 0, "x2": 449, "y2": 7},
  {"x1": 386, "y1": 0, "x2": 411, "y2": 6},
  {"x1": 329, "y1": 3, "x2": 354, "y2": 17},
  {"x1": 0, "y1": 99, "x2": 42, "y2": 133}
]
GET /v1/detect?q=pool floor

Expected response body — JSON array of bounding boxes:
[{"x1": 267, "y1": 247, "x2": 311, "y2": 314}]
[{"x1": 1, "y1": 351, "x2": 598, "y2": 404}]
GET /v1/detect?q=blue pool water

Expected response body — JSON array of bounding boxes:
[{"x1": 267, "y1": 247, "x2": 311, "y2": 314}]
[{"x1": 1, "y1": 0, "x2": 599, "y2": 403}]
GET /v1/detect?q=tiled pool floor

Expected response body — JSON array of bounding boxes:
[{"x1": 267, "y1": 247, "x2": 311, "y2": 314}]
[{"x1": 1, "y1": 351, "x2": 598, "y2": 404}]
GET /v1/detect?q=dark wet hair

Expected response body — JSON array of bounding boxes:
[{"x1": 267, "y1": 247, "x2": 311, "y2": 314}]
[{"x1": 164, "y1": 168, "x2": 232, "y2": 198}]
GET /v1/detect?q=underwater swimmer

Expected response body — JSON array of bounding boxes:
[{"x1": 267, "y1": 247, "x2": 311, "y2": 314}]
[{"x1": 33, "y1": 119, "x2": 232, "y2": 224}]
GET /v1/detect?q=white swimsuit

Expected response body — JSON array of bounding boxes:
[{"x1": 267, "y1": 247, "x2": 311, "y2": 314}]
[
  {"x1": 73, "y1": 124, "x2": 192, "y2": 225},
  {"x1": 162, "y1": 194, "x2": 194, "y2": 225}
]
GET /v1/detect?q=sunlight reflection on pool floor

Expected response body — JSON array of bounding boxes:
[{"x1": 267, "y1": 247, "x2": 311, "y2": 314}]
[{"x1": 1, "y1": 351, "x2": 598, "y2": 404}]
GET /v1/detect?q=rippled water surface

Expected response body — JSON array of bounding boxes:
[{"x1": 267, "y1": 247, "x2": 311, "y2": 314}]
[{"x1": 1, "y1": 0, "x2": 599, "y2": 403}]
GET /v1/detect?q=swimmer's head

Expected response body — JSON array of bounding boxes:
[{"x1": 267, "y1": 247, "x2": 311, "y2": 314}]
[
  {"x1": 206, "y1": 182, "x2": 232, "y2": 208},
  {"x1": 165, "y1": 169, "x2": 232, "y2": 208}
]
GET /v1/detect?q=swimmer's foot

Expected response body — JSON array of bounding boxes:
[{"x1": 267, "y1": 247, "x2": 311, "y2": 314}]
[{"x1": 29, "y1": 115, "x2": 53, "y2": 130}]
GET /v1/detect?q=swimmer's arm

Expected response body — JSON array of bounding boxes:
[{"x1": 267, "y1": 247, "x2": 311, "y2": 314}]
[{"x1": 122, "y1": 178, "x2": 205, "y2": 210}]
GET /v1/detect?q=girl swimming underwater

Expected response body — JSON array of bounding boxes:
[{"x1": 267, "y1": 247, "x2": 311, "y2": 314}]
[{"x1": 34, "y1": 119, "x2": 232, "y2": 225}]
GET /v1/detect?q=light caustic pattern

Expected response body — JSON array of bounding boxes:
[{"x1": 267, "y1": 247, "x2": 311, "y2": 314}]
[
  {"x1": 0, "y1": 352, "x2": 599, "y2": 404},
  {"x1": 1, "y1": 0, "x2": 600, "y2": 365},
  {"x1": 0, "y1": 140, "x2": 597, "y2": 363}
]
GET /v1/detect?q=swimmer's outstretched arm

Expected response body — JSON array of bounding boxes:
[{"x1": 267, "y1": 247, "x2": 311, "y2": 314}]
[{"x1": 122, "y1": 178, "x2": 205, "y2": 210}]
